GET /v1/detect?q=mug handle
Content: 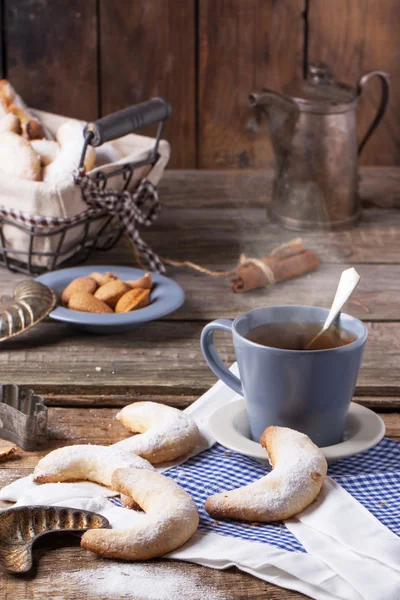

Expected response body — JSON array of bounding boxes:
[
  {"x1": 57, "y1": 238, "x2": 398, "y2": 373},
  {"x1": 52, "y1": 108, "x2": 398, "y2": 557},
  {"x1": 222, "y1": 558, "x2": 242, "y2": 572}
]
[{"x1": 200, "y1": 319, "x2": 243, "y2": 395}]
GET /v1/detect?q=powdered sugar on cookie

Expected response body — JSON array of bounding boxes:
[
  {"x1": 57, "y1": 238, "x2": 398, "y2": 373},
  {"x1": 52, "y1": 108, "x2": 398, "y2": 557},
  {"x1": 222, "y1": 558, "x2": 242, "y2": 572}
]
[
  {"x1": 113, "y1": 401, "x2": 201, "y2": 463},
  {"x1": 33, "y1": 444, "x2": 154, "y2": 487},
  {"x1": 81, "y1": 467, "x2": 199, "y2": 560},
  {"x1": 205, "y1": 426, "x2": 327, "y2": 522}
]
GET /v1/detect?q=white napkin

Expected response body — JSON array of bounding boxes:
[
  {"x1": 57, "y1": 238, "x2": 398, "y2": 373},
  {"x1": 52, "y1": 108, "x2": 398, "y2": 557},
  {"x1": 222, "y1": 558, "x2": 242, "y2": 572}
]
[
  {"x1": 286, "y1": 478, "x2": 400, "y2": 599},
  {"x1": 0, "y1": 475, "x2": 117, "y2": 505},
  {"x1": 1, "y1": 365, "x2": 399, "y2": 600}
]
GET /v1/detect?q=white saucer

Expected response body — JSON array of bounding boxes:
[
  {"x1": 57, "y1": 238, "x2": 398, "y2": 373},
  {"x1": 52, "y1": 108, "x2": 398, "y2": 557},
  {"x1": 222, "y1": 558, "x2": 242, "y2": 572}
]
[{"x1": 208, "y1": 399, "x2": 386, "y2": 463}]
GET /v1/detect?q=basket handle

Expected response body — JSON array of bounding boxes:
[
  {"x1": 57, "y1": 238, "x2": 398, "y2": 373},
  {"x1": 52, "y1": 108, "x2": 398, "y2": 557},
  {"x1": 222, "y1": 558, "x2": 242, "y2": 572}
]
[{"x1": 84, "y1": 98, "x2": 171, "y2": 147}]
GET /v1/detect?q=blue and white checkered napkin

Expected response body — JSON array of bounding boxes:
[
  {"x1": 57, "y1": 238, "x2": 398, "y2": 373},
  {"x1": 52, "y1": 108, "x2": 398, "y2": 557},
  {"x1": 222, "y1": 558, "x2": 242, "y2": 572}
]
[{"x1": 156, "y1": 437, "x2": 400, "y2": 554}]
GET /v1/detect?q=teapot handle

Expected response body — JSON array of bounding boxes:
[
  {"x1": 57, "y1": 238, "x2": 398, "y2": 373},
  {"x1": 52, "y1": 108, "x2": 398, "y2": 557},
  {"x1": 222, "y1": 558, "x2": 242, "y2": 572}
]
[{"x1": 357, "y1": 71, "x2": 391, "y2": 156}]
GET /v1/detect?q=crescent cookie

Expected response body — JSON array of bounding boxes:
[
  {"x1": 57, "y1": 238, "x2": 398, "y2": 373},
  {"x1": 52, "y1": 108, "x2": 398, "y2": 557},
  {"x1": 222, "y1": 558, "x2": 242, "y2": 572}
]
[
  {"x1": 205, "y1": 426, "x2": 327, "y2": 522},
  {"x1": 0, "y1": 113, "x2": 21, "y2": 134},
  {"x1": 43, "y1": 120, "x2": 95, "y2": 184},
  {"x1": 81, "y1": 467, "x2": 199, "y2": 560},
  {"x1": 0, "y1": 130, "x2": 41, "y2": 180},
  {"x1": 112, "y1": 401, "x2": 201, "y2": 463},
  {"x1": 30, "y1": 139, "x2": 60, "y2": 166},
  {"x1": 33, "y1": 444, "x2": 154, "y2": 488}
]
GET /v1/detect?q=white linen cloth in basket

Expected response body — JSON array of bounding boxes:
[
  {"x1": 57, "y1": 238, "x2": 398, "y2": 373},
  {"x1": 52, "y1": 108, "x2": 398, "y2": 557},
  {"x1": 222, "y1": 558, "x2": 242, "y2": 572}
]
[
  {"x1": 1, "y1": 366, "x2": 399, "y2": 600},
  {"x1": 0, "y1": 109, "x2": 170, "y2": 267}
]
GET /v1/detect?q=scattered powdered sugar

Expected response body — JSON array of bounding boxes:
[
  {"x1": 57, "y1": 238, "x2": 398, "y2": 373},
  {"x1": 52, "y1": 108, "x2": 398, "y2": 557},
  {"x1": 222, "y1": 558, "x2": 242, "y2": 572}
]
[{"x1": 63, "y1": 562, "x2": 228, "y2": 599}]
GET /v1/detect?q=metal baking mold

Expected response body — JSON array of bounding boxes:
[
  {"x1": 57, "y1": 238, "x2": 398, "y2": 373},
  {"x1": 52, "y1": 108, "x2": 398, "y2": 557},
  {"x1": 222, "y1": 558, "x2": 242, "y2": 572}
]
[
  {"x1": 0, "y1": 280, "x2": 56, "y2": 342},
  {"x1": 0, "y1": 384, "x2": 47, "y2": 450},
  {"x1": 0, "y1": 505, "x2": 109, "y2": 574}
]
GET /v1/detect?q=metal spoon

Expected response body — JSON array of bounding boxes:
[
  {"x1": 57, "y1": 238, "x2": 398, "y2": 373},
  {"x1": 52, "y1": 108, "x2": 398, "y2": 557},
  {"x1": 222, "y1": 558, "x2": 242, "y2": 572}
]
[{"x1": 305, "y1": 267, "x2": 360, "y2": 350}]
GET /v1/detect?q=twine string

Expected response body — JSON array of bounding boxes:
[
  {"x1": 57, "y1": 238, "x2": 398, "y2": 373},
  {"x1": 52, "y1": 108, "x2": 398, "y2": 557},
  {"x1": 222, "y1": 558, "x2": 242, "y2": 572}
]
[
  {"x1": 162, "y1": 257, "x2": 237, "y2": 277},
  {"x1": 160, "y1": 238, "x2": 303, "y2": 282},
  {"x1": 238, "y1": 255, "x2": 276, "y2": 284}
]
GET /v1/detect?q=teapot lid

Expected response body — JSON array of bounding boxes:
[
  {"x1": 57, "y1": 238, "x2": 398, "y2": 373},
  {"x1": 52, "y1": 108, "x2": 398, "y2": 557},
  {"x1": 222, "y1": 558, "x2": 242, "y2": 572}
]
[{"x1": 283, "y1": 62, "x2": 356, "y2": 108}]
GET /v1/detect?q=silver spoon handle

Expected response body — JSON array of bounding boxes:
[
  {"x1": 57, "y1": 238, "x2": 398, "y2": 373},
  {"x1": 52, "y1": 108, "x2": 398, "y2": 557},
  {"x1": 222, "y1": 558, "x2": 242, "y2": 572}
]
[
  {"x1": 305, "y1": 267, "x2": 360, "y2": 350},
  {"x1": 322, "y1": 267, "x2": 360, "y2": 332}
]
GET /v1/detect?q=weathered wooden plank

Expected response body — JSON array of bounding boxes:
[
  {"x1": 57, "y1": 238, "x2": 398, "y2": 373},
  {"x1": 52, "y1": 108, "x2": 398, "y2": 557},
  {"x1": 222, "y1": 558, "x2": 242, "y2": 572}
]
[
  {"x1": 0, "y1": 548, "x2": 304, "y2": 599},
  {"x1": 43, "y1": 393, "x2": 400, "y2": 411},
  {"x1": 159, "y1": 167, "x2": 400, "y2": 208},
  {"x1": 148, "y1": 208, "x2": 400, "y2": 265},
  {"x1": 153, "y1": 262, "x2": 400, "y2": 323},
  {"x1": 352, "y1": 397, "x2": 400, "y2": 411},
  {"x1": 198, "y1": 0, "x2": 304, "y2": 168},
  {"x1": 7, "y1": 408, "x2": 396, "y2": 466},
  {"x1": 5, "y1": 0, "x2": 98, "y2": 120},
  {"x1": 378, "y1": 413, "x2": 400, "y2": 438},
  {"x1": 1, "y1": 407, "x2": 135, "y2": 469},
  {"x1": 1, "y1": 407, "x2": 399, "y2": 471},
  {"x1": 3, "y1": 262, "x2": 400, "y2": 321},
  {"x1": 360, "y1": 167, "x2": 400, "y2": 209},
  {"x1": 161, "y1": 168, "x2": 274, "y2": 207},
  {"x1": 308, "y1": 0, "x2": 400, "y2": 166},
  {"x1": 44, "y1": 392, "x2": 197, "y2": 409},
  {"x1": 100, "y1": 0, "x2": 196, "y2": 169},
  {"x1": 2, "y1": 321, "x2": 400, "y2": 397},
  {"x1": 2, "y1": 207, "x2": 400, "y2": 285}
]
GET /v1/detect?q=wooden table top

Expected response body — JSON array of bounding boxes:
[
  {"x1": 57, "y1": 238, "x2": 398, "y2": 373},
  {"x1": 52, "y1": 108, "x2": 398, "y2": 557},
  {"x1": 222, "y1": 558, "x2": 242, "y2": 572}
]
[{"x1": 1, "y1": 167, "x2": 400, "y2": 599}]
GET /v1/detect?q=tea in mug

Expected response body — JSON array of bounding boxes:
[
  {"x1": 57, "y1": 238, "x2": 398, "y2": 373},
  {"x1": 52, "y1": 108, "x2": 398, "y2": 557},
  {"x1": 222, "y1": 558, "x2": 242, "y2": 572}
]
[{"x1": 245, "y1": 321, "x2": 356, "y2": 351}]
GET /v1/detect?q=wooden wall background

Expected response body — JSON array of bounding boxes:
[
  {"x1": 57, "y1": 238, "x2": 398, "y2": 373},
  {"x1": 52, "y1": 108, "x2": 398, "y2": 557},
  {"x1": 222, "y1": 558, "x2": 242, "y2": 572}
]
[{"x1": 2, "y1": 0, "x2": 399, "y2": 168}]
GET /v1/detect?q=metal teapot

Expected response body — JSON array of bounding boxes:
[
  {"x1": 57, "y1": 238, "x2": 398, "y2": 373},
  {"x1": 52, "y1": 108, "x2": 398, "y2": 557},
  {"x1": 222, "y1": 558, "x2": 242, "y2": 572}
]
[{"x1": 250, "y1": 62, "x2": 390, "y2": 230}]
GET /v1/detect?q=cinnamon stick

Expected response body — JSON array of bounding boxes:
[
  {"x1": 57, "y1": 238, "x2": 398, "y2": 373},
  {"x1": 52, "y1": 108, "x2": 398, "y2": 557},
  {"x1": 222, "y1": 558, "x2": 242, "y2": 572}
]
[{"x1": 231, "y1": 244, "x2": 319, "y2": 293}]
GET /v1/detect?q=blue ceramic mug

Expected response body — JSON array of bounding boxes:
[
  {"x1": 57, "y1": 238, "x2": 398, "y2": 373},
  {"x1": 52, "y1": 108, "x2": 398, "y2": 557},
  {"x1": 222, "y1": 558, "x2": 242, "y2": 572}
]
[{"x1": 200, "y1": 305, "x2": 368, "y2": 447}]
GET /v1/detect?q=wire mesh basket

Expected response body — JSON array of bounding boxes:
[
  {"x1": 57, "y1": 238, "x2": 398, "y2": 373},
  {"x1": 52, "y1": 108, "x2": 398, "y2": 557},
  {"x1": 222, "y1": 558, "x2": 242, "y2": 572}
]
[{"x1": 0, "y1": 98, "x2": 171, "y2": 275}]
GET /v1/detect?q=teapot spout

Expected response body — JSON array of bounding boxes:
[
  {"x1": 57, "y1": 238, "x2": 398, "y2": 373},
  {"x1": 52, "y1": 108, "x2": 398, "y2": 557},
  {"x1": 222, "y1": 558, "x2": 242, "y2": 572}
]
[
  {"x1": 249, "y1": 89, "x2": 299, "y2": 159},
  {"x1": 249, "y1": 90, "x2": 292, "y2": 109}
]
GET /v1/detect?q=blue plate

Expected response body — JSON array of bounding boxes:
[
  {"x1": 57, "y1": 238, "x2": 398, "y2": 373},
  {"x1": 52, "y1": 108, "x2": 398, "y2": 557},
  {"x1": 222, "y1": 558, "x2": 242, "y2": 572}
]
[{"x1": 35, "y1": 266, "x2": 185, "y2": 334}]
